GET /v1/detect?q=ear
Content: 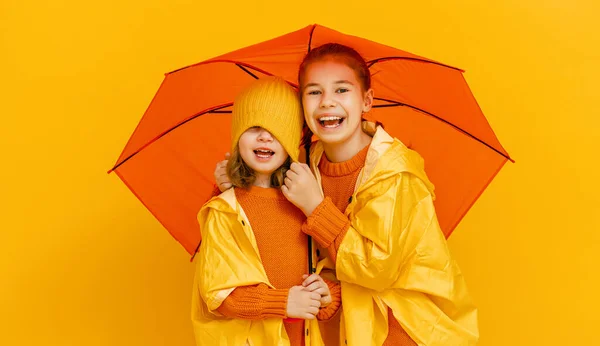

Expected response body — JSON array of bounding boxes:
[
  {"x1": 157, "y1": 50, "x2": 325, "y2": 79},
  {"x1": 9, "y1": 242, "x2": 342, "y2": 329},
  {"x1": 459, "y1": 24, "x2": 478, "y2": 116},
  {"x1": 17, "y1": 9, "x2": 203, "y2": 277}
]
[{"x1": 363, "y1": 88, "x2": 374, "y2": 113}]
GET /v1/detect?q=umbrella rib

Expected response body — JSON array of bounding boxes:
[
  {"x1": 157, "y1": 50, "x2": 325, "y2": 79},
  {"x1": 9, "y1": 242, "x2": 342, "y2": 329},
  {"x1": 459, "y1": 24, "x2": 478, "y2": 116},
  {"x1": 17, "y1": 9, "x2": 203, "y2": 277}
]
[
  {"x1": 308, "y1": 24, "x2": 316, "y2": 53},
  {"x1": 236, "y1": 64, "x2": 259, "y2": 79},
  {"x1": 167, "y1": 59, "x2": 277, "y2": 76},
  {"x1": 367, "y1": 57, "x2": 463, "y2": 72},
  {"x1": 373, "y1": 97, "x2": 513, "y2": 162},
  {"x1": 233, "y1": 62, "x2": 299, "y2": 89},
  {"x1": 165, "y1": 60, "x2": 294, "y2": 90},
  {"x1": 109, "y1": 103, "x2": 234, "y2": 172}
]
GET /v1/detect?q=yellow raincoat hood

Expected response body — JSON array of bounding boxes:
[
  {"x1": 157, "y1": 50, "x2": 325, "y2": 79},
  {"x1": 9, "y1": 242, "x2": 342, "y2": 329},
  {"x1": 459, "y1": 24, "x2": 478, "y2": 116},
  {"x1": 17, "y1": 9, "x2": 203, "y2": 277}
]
[
  {"x1": 309, "y1": 125, "x2": 479, "y2": 346},
  {"x1": 191, "y1": 189, "x2": 324, "y2": 346}
]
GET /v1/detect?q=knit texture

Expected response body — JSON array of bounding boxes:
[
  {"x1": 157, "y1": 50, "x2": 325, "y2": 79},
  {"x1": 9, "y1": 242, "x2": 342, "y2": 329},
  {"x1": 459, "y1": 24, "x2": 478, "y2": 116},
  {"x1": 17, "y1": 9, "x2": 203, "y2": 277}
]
[{"x1": 217, "y1": 283, "x2": 288, "y2": 320}]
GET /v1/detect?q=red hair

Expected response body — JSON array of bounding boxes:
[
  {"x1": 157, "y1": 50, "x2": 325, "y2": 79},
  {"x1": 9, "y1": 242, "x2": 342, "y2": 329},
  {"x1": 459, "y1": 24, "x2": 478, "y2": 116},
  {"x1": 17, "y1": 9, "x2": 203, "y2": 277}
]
[{"x1": 298, "y1": 43, "x2": 371, "y2": 93}]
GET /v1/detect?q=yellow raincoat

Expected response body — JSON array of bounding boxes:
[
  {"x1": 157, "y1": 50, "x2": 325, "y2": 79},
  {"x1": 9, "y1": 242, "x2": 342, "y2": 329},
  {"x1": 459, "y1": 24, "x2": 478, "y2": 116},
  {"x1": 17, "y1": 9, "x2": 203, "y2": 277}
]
[
  {"x1": 309, "y1": 125, "x2": 479, "y2": 346},
  {"x1": 191, "y1": 188, "x2": 325, "y2": 346}
]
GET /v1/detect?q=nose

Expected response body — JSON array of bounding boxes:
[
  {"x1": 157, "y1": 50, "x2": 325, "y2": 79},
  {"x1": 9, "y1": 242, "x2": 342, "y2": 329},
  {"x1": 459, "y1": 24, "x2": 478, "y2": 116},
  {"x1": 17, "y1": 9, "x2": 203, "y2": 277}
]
[
  {"x1": 319, "y1": 91, "x2": 336, "y2": 108},
  {"x1": 257, "y1": 129, "x2": 274, "y2": 142}
]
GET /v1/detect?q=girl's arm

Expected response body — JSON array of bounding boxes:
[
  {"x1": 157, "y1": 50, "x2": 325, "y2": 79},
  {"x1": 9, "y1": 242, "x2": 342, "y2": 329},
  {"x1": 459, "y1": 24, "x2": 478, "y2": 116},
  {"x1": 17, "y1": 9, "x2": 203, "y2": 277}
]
[
  {"x1": 216, "y1": 284, "x2": 288, "y2": 320},
  {"x1": 303, "y1": 173, "x2": 452, "y2": 292},
  {"x1": 303, "y1": 175, "x2": 479, "y2": 342},
  {"x1": 301, "y1": 197, "x2": 349, "y2": 263}
]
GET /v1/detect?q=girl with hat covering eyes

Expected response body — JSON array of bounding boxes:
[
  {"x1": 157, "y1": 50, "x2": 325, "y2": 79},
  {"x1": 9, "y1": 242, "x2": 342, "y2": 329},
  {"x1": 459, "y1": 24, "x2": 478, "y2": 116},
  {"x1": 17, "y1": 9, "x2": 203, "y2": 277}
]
[{"x1": 192, "y1": 76, "x2": 340, "y2": 346}]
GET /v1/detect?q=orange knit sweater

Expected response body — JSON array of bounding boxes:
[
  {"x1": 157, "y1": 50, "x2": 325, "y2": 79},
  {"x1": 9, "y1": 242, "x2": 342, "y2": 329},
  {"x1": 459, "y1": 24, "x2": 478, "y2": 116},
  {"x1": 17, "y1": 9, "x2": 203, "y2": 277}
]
[
  {"x1": 302, "y1": 145, "x2": 417, "y2": 346},
  {"x1": 215, "y1": 186, "x2": 341, "y2": 346}
]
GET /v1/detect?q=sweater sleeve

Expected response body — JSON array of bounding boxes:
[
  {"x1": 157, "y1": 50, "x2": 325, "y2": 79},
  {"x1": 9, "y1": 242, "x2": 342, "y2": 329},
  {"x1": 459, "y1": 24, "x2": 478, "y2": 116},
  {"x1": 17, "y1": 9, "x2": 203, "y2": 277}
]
[
  {"x1": 216, "y1": 283, "x2": 288, "y2": 320},
  {"x1": 302, "y1": 197, "x2": 350, "y2": 263}
]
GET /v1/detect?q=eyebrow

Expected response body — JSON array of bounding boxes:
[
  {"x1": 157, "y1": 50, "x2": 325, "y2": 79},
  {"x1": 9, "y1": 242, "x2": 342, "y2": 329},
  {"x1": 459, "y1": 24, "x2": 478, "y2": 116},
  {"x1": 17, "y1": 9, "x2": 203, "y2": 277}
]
[
  {"x1": 304, "y1": 82, "x2": 320, "y2": 88},
  {"x1": 304, "y1": 80, "x2": 355, "y2": 88}
]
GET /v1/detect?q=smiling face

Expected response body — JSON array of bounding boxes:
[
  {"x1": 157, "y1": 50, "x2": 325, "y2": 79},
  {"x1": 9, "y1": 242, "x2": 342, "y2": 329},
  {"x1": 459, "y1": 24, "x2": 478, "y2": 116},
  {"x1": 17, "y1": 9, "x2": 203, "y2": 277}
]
[
  {"x1": 237, "y1": 126, "x2": 289, "y2": 176},
  {"x1": 301, "y1": 60, "x2": 373, "y2": 146}
]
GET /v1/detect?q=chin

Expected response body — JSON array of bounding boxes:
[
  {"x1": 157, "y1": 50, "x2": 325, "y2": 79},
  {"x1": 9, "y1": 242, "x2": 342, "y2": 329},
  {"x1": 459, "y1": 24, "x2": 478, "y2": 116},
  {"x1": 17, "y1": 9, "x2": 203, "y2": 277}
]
[
  {"x1": 314, "y1": 131, "x2": 352, "y2": 145},
  {"x1": 249, "y1": 158, "x2": 286, "y2": 174},
  {"x1": 256, "y1": 165, "x2": 278, "y2": 173},
  {"x1": 247, "y1": 163, "x2": 275, "y2": 173}
]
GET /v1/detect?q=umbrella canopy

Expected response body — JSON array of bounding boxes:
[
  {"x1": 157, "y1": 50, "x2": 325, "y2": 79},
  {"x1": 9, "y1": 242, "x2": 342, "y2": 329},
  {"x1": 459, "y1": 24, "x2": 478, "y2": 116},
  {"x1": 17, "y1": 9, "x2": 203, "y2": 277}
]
[{"x1": 109, "y1": 24, "x2": 512, "y2": 255}]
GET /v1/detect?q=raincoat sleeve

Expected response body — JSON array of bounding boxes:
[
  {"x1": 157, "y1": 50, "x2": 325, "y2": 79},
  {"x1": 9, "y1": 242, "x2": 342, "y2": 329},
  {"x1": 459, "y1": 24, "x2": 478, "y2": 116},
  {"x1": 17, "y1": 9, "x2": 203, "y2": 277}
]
[
  {"x1": 337, "y1": 173, "x2": 464, "y2": 293},
  {"x1": 337, "y1": 173, "x2": 478, "y2": 343},
  {"x1": 196, "y1": 208, "x2": 271, "y2": 312}
]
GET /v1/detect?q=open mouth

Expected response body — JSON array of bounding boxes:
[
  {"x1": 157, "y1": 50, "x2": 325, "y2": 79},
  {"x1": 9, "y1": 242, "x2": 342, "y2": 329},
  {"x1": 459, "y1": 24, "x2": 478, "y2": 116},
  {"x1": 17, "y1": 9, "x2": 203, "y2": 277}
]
[
  {"x1": 318, "y1": 116, "x2": 345, "y2": 128},
  {"x1": 253, "y1": 149, "x2": 275, "y2": 159}
]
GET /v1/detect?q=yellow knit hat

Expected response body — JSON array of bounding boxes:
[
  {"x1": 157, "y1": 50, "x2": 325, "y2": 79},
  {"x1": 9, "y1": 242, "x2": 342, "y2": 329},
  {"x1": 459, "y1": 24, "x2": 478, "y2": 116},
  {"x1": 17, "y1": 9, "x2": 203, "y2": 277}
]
[{"x1": 231, "y1": 76, "x2": 303, "y2": 162}]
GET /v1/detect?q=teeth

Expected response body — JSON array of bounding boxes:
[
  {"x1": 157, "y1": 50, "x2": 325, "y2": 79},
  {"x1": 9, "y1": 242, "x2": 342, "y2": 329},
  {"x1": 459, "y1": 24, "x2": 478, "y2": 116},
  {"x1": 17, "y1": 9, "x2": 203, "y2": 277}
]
[
  {"x1": 319, "y1": 116, "x2": 342, "y2": 121},
  {"x1": 254, "y1": 149, "x2": 274, "y2": 158}
]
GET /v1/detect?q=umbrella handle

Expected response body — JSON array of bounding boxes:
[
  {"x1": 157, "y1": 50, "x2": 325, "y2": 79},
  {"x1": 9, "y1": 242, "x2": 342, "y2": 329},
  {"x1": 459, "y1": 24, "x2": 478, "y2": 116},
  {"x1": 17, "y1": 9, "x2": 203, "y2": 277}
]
[
  {"x1": 305, "y1": 143, "x2": 316, "y2": 274},
  {"x1": 308, "y1": 236, "x2": 315, "y2": 273}
]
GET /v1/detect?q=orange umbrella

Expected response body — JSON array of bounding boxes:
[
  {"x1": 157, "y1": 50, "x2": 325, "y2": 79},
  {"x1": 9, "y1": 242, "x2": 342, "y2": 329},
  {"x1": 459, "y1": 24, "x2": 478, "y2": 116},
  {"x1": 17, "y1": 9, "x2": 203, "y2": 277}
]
[{"x1": 109, "y1": 24, "x2": 512, "y2": 256}]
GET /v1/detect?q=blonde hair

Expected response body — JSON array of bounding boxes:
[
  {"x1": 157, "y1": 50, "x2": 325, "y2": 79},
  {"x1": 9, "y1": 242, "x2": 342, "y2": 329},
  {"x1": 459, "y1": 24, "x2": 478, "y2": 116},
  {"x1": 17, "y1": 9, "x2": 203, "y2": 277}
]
[{"x1": 226, "y1": 145, "x2": 291, "y2": 189}]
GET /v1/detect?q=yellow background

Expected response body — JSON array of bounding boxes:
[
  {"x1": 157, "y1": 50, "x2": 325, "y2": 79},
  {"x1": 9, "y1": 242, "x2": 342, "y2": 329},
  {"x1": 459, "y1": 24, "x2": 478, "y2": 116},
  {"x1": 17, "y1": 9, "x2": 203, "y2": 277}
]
[{"x1": 1, "y1": 0, "x2": 598, "y2": 345}]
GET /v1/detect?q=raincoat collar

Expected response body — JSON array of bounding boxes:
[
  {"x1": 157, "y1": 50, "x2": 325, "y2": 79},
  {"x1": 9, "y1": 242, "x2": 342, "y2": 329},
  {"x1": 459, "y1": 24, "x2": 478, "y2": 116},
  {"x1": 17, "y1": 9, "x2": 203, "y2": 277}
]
[{"x1": 310, "y1": 123, "x2": 435, "y2": 198}]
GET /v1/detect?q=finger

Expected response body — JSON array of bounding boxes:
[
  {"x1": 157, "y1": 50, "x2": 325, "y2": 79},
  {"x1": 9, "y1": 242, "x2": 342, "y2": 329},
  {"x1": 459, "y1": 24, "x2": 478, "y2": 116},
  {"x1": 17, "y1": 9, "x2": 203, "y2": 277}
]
[
  {"x1": 281, "y1": 185, "x2": 290, "y2": 197},
  {"x1": 224, "y1": 152, "x2": 230, "y2": 159},
  {"x1": 314, "y1": 287, "x2": 329, "y2": 296},
  {"x1": 302, "y1": 274, "x2": 309, "y2": 279},
  {"x1": 217, "y1": 176, "x2": 230, "y2": 185},
  {"x1": 218, "y1": 160, "x2": 229, "y2": 168},
  {"x1": 286, "y1": 169, "x2": 300, "y2": 179},
  {"x1": 308, "y1": 307, "x2": 320, "y2": 315},
  {"x1": 320, "y1": 293, "x2": 332, "y2": 301},
  {"x1": 303, "y1": 273, "x2": 322, "y2": 285},
  {"x1": 304, "y1": 282, "x2": 323, "y2": 292},
  {"x1": 284, "y1": 177, "x2": 293, "y2": 187},
  {"x1": 289, "y1": 162, "x2": 304, "y2": 174},
  {"x1": 302, "y1": 274, "x2": 321, "y2": 287},
  {"x1": 309, "y1": 299, "x2": 321, "y2": 308},
  {"x1": 300, "y1": 163, "x2": 312, "y2": 173},
  {"x1": 310, "y1": 292, "x2": 321, "y2": 301}
]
